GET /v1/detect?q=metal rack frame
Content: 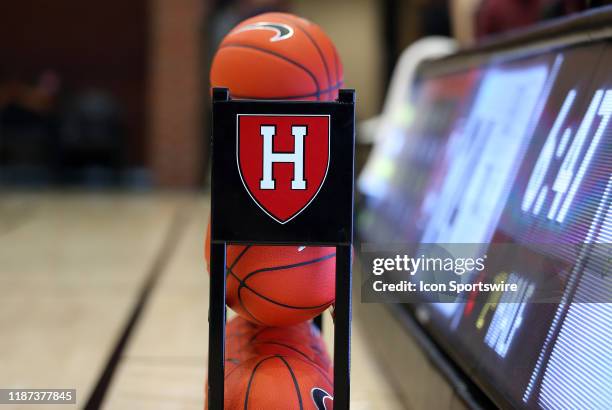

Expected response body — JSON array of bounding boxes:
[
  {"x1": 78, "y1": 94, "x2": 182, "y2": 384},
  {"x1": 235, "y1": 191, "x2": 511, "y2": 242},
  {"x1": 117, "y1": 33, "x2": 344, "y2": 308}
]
[{"x1": 207, "y1": 87, "x2": 355, "y2": 409}]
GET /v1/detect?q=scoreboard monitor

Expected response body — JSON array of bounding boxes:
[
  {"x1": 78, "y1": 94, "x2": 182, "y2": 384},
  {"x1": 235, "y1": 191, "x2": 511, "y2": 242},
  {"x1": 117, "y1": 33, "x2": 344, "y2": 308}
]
[{"x1": 358, "y1": 9, "x2": 612, "y2": 410}]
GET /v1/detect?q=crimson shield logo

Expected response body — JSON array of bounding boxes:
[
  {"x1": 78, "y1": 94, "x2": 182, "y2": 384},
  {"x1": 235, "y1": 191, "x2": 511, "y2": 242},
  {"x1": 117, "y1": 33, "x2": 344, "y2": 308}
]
[{"x1": 237, "y1": 114, "x2": 330, "y2": 224}]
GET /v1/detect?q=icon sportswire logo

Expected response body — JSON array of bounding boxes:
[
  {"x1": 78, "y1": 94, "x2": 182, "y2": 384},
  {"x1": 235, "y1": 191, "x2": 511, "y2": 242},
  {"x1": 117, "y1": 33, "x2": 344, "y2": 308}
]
[
  {"x1": 311, "y1": 387, "x2": 333, "y2": 409},
  {"x1": 234, "y1": 22, "x2": 294, "y2": 42},
  {"x1": 237, "y1": 114, "x2": 330, "y2": 224}
]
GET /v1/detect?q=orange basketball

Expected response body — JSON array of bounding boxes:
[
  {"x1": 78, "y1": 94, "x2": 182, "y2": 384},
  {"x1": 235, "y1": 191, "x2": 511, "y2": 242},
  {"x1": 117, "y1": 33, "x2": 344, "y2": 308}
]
[
  {"x1": 210, "y1": 12, "x2": 343, "y2": 101},
  {"x1": 205, "y1": 223, "x2": 335, "y2": 326},
  {"x1": 206, "y1": 318, "x2": 333, "y2": 408},
  {"x1": 225, "y1": 316, "x2": 332, "y2": 376},
  {"x1": 224, "y1": 355, "x2": 334, "y2": 410},
  {"x1": 227, "y1": 244, "x2": 335, "y2": 327}
]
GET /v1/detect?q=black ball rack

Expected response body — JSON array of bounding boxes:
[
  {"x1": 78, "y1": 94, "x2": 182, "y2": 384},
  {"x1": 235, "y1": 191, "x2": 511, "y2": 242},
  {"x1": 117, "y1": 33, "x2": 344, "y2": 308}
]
[{"x1": 207, "y1": 87, "x2": 355, "y2": 409}]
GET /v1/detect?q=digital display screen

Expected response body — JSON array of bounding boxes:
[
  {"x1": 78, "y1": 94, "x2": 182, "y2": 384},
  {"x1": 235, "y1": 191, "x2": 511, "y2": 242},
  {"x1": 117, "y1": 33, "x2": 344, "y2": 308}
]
[{"x1": 358, "y1": 39, "x2": 612, "y2": 409}]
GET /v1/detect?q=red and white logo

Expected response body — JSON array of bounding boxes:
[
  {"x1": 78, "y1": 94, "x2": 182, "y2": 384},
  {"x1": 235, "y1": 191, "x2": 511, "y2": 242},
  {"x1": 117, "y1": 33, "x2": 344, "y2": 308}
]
[{"x1": 237, "y1": 114, "x2": 330, "y2": 224}]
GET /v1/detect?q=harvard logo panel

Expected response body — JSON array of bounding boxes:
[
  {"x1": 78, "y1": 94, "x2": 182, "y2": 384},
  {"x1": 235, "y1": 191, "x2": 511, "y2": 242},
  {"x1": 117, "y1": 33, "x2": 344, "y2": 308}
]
[{"x1": 237, "y1": 114, "x2": 330, "y2": 224}]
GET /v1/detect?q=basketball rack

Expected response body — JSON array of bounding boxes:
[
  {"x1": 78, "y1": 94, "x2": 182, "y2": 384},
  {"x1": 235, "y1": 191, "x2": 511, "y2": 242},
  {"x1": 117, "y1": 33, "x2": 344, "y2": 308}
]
[{"x1": 207, "y1": 87, "x2": 355, "y2": 409}]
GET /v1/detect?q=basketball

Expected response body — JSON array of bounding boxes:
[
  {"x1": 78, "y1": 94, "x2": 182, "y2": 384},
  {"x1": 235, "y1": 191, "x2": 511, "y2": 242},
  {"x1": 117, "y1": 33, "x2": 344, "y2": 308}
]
[
  {"x1": 224, "y1": 355, "x2": 334, "y2": 410},
  {"x1": 227, "y1": 244, "x2": 336, "y2": 326},
  {"x1": 210, "y1": 12, "x2": 343, "y2": 101},
  {"x1": 205, "y1": 224, "x2": 335, "y2": 326},
  {"x1": 225, "y1": 316, "x2": 332, "y2": 376},
  {"x1": 206, "y1": 317, "x2": 332, "y2": 409}
]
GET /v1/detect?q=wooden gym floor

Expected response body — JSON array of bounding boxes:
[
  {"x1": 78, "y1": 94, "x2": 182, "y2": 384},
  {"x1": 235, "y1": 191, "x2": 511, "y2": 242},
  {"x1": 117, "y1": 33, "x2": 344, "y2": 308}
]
[{"x1": 0, "y1": 193, "x2": 404, "y2": 409}]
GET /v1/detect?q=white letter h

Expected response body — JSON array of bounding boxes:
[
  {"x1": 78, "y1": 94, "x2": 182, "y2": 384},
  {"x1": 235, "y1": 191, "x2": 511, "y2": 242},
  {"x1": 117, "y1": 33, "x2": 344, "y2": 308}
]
[{"x1": 259, "y1": 125, "x2": 306, "y2": 190}]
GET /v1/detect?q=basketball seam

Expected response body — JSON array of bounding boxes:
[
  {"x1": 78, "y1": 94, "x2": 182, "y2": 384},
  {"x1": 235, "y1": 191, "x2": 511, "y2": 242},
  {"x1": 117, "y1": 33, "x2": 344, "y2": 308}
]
[
  {"x1": 227, "y1": 245, "x2": 266, "y2": 324},
  {"x1": 219, "y1": 43, "x2": 321, "y2": 100},
  {"x1": 237, "y1": 281, "x2": 266, "y2": 325},
  {"x1": 274, "y1": 15, "x2": 331, "y2": 97},
  {"x1": 242, "y1": 252, "x2": 336, "y2": 282},
  {"x1": 229, "y1": 279, "x2": 265, "y2": 324},
  {"x1": 229, "y1": 252, "x2": 336, "y2": 310},
  {"x1": 292, "y1": 355, "x2": 333, "y2": 386},
  {"x1": 277, "y1": 356, "x2": 304, "y2": 410},
  {"x1": 244, "y1": 356, "x2": 277, "y2": 410},
  {"x1": 240, "y1": 283, "x2": 333, "y2": 310},
  {"x1": 229, "y1": 245, "x2": 251, "y2": 272}
]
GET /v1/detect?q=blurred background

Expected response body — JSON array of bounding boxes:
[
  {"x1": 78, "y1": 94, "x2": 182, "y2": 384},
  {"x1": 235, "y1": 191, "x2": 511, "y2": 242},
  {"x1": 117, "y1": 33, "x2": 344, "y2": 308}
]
[
  {"x1": 1, "y1": 1, "x2": 610, "y2": 409},
  {"x1": 0, "y1": 0, "x2": 600, "y2": 190}
]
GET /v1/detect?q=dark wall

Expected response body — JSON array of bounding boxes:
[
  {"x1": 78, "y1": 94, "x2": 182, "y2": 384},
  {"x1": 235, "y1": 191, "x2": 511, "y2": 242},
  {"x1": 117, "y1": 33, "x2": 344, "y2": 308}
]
[{"x1": 0, "y1": 1, "x2": 148, "y2": 165}]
